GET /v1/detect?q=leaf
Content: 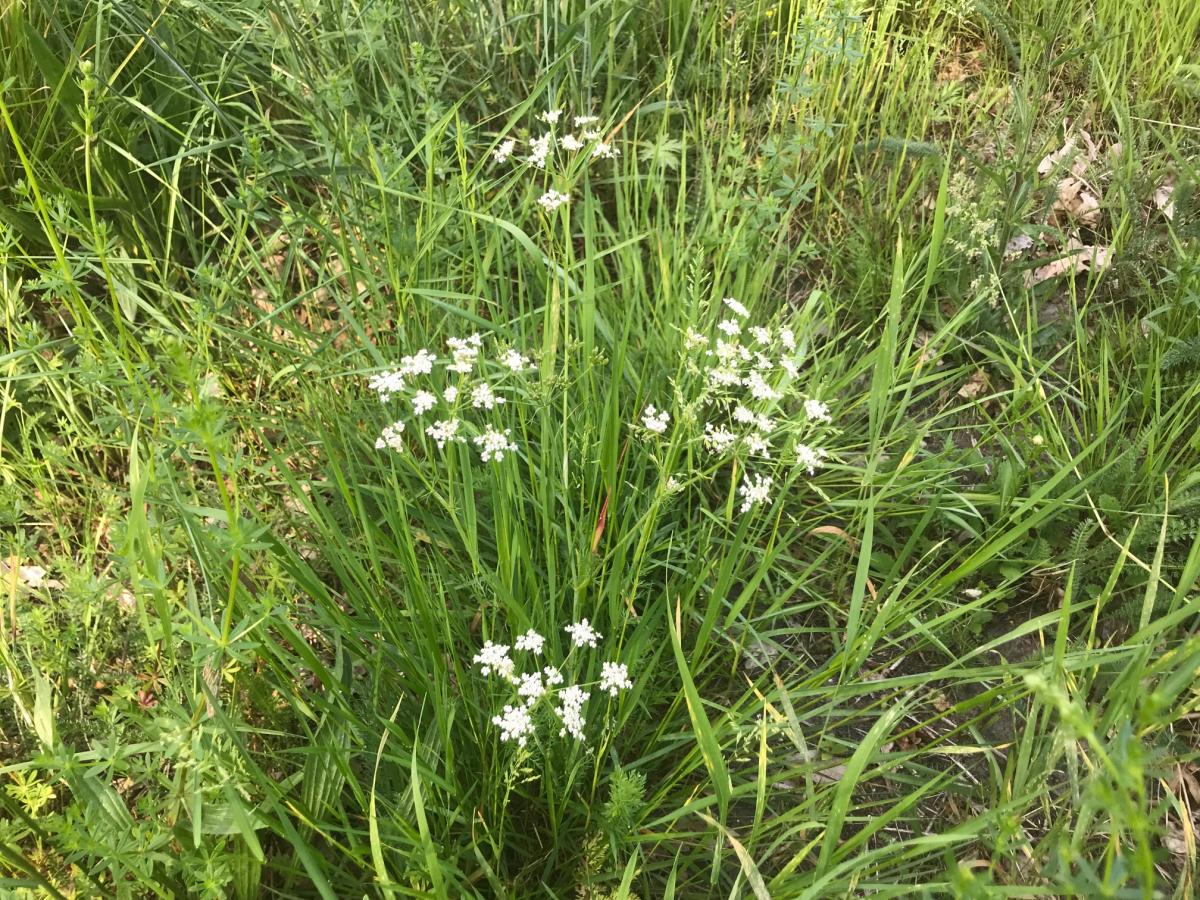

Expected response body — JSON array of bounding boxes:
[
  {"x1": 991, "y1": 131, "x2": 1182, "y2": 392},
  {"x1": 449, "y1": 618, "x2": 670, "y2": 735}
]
[
  {"x1": 670, "y1": 599, "x2": 732, "y2": 821},
  {"x1": 1153, "y1": 176, "x2": 1176, "y2": 221}
]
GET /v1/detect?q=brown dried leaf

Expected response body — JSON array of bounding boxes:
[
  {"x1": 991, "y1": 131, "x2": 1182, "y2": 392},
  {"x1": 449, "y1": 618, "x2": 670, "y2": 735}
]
[
  {"x1": 1024, "y1": 240, "x2": 1111, "y2": 286},
  {"x1": 1153, "y1": 176, "x2": 1176, "y2": 221},
  {"x1": 957, "y1": 369, "x2": 989, "y2": 400}
]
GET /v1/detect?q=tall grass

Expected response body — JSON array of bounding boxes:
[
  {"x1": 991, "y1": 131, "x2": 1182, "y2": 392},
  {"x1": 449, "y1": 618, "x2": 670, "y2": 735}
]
[{"x1": 2, "y1": 0, "x2": 1198, "y2": 896}]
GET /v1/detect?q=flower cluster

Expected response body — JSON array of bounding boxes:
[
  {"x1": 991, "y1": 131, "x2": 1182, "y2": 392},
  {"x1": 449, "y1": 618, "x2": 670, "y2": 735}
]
[
  {"x1": 367, "y1": 331, "x2": 533, "y2": 463},
  {"x1": 639, "y1": 295, "x2": 835, "y2": 514},
  {"x1": 490, "y1": 103, "x2": 622, "y2": 213},
  {"x1": 473, "y1": 622, "x2": 632, "y2": 748}
]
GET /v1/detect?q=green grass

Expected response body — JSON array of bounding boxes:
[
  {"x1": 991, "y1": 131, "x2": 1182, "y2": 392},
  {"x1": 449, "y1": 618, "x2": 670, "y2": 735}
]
[{"x1": 2, "y1": 0, "x2": 1199, "y2": 896}]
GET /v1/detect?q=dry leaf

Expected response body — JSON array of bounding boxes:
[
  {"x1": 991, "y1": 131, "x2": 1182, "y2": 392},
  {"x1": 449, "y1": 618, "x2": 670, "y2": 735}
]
[
  {"x1": 957, "y1": 369, "x2": 989, "y2": 400},
  {"x1": 2, "y1": 558, "x2": 47, "y2": 588},
  {"x1": 1024, "y1": 239, "x2": 1111, "y2": 286},
  {"x1": 1003, "y1": 234, "x2": 1035, "y2": 259},
  {"x1": 1037, "y1": 136, "x2": 1078, "y2": 177},
  {"x1": 1053, "y1": 176, "x2": 1102, "y2": 228},
  {"x1": 1153, "y1": 176, "x2": 1176, "y2": 221}
]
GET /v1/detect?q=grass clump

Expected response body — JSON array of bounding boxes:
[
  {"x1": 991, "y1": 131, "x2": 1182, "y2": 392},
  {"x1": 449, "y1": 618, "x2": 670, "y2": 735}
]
[{"x1": 2, "y1": 0, "x2": 1199, "y2": 897}]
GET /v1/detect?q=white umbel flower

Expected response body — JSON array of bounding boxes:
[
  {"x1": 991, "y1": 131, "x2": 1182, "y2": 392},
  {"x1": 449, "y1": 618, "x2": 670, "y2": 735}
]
[
  {"x1": 400, "y1": 348, "x2": 437, "y2": 376},
  {"x1": 471, "y1": 382, "x2": 505, "y2": 410},
  {"x1": 375, "y1": 421, "x2": 405, "y2": 452},
  {"x1": 424, "y1": 418, "x2": 463, "y2": 449},
  {"x1": 515, "y1": 629, "x2": 545, "y2": 654},
  {"x1": 474, "y1": 426, "x2": 517, "y2": 462},
  {"x1": 368, "y1": 369, "x2": 406, "y2": 402},
  {"x1": 723, "y1": 297, "x2": 749, "y2": 317},
  {"x1": 779, "y1": 328, "x2": 796, "y2": 351},
  {"x1": 738, "y1": 473, "x2": 774, "y2": 513},
  {"x1": 543, "y1": 666, "x2": 564, "y2": 686},
  {"x1": 538, "y1": 189, "x2": 570, "y2": 212},
  {"x1": 804, "y1": 399, "x2": 832, "y2": 423},
  {"x1": 443, "y1": 385, "x2": 460, "y2": 403},
  {"x1": 527, "y1": 133, "x2": 552, "y2": 168},
  {"x1": 703, "y1": 422, "x2": 737, "y2": 454},
  {"x1": 555, "y1": 685, "x2": 590, "y2": 740},
  {"x1": 750, "y1": 326, "x2": 772, "y2": 345},
  {"x1": 473, "y1": 641, "x2": 515, "y2": 679},
  {"x1": 559, "y1": 133, "x2": 583, "y2": 151},
  {"x1": 795, "y1": 443, "x2": 828, "y2": 475},
  {"x1": 493, "y1": 139, "x2": 516, "y2": 164},
  {"x1": 745, "y1": 432, "x2": 771, "y2": 457},
  {"x1": 591, "y1": 141, "x2": 618, "y2": 159},
  {"x1": 599, "y1": 661, "x2": 633, "y2": 696},
  {"x1": 411, "y1": 390, "x2": 436, "y2": 415},
  {"x1": 573, "y1": 114, "x2": 599, "y2": 128},
  {"x1": 517, "y1": 672, "x2": 546, "y2": 706},
  {"x1": 447, "y1": 334, "x2": 483, "y2": 374},
  {"x1": 717, "y1": 318, "x2": 742, "y2": 337},
  {"x1": 564, "y1": 618, "x2": 602, "y2": 648},
  {"x1": 492, "y1": 703, "x2": 535, "y2": 746},
  {"x1": 500, "y1": 349, "x2": 532, "y2": 372},
  {"x1": 539, "y1": 108, "x2": 563, "y2": 124},
  {"x1": 684, "y1": 328, "x2": 708, "y2": 351},
  {"x1": 745, "y1": 370, "x2": 781, "y2": 402},
  {"x1": 641, "y1": 405, "x2": 670, "y2": 434}
]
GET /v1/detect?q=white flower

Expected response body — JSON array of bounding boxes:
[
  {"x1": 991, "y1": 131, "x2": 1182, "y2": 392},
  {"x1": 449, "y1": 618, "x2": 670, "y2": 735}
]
[
  {"x1": 368, "y1": 369, "x2": 406, "y2": 403},
  {"x1": 447, "y1": 334, "x2": 483, "y2": 374},
  {"x1": 745, "y1": 432, "x2": 771, "y2": 457},
  {"x1": 501, "y1": 349, "x2": 531, "y2": 372},
  {"x1": 591, "y1": 141, "x2": 618, "y2": 159},
  {"x1": 539, "y1": 108, "x2": 563, "y2": 124},
  {"x1": 684, "y1": 328, "x2": 708, "y2": 351},
  {"x1": 543, "y1": 666, "x2": 564, "y2": 686},
  {"x1": 493, "y1": 139, "x2": 516, "y2": 163},
  {"x1": 665, "y1": 475, "x2": 683, "y2": 493},
  {"x1": 411, "y1": 390, "x2": 436, "y2": 415},
  {"x1": 555, "y1": 685, "x2": 590, "y2": 740},
  {"x1": 804, "y1": 399, "x2": 832, "y2": 423},
  {"x1": 527, "y1": 133, "x2": 552, "y2": 168},
  {"x1": 733, "y1": 405, "x2": 757, "y2": 425},
  {"x1": 755, "y1": 413, "x2": 774, "y2": 433},
  {"x1": 400, "y1": 348, "x2": 437, "y2": 376},
  {"x1": 717, "y1": 318, "x2": 742, "y2": 337},
  {"x1": 515, "y1": 629, "x2": 545, "y2": 654},
  {"x1": 374, "y1": 420, "x2": 405, "y2": 453},
  {"x1": 471, "y1": 382, "x2": 505, "y2": 410},
  {"x1": 559, "y1": 133, "x2": 583, "y2": 151},
  {"x1": 474, "y1": 426, "x2": 517, "y2": 462},
  {"x1": 738, "y1": 473, "x2": 774, "y2": 513},
  {"x1": 703, "y1": 422, "x2": 737, "y2": 453},
  {"x1": 425, "y1": 418, "x2": 464, "y2": 449},
  {"x1": 444, "y1": 385, "x2": 460, "y2": 403},
  {"x1": 753, "y1": 351, "x2": 774, "y2": 371},
  {"x1": 599, "y1": 661, "x2": 633, "y2": 696},
  {"x1": 795, "y1": 443, "x2": 828, "y2": 475},
  {"x1": 492, "y1": 703, "x2": 535, "y2": 746},
  {"x1": 538, "y1": 189, "x2": 570, "y2": 212},
  {"x1": 707, "y1": 366, "x2": 741, "y2": 388},
  {"x1": 473, "y1": 640, "x2": 515, "y2": 679},
  {"x1": 641, "y1": 405, "x2": 670, "y2": 434},
  {"x1": 779, "y1": 328, "x2": 796, "y2": 351},
  {"x1": 714, "y1": 338, "x2": 742, "y2": 363},
  {"x1": 745, "y1": 370, "x2": 781, "y2": 402},
  {"x1": 750, "y1": 326, "x2": 772, "y2": 345},
  {"x1": 780, "y1": 359, "x2": 800, "y2": 379},
  {"x1": 581, "y1": 128, "x2": 601, "y2": 141},
  {"x1": 564, "y1": 618, "x2": 601, "y2": 648},
  {"x1": 723, "y1": 297, "x2": 749, "y2": 317},
  {"x1": 573, "y1": 114, "x2": 599, "y2": 128},
  {"x1": 517, "y1": 672, "x2": 546, "y2": 706}
]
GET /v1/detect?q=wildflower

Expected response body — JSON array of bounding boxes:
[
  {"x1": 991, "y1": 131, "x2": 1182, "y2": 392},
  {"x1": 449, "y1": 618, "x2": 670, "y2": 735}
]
[
  {"x1": 555, "y1": 685, "x2": 590, "y2": 740},
  {"x1": 471, "y1": 382, "x2": 505, "y2": 410},
  {"x1": 714, "y1": 338, "x2": 742, "y2": 364},
  {"x1": 400, "y1": 348, "x2": 437, "y2": 377},
  {"x1": 733, "y1": 405, "x2": 757, "y2": 425},
  {"x1": 581, "y1": 128, "x2": 601, "y2": 140},
  {"x1": 517, "y1": 671, "x2": 546, "y2": 706},
  {"x1": 745, "y1": 432, "x2": 771, "y2": 457},
  {"x1": 515, "y1": 629, "x2": 546, "y2": 654},
  {"x1": 804, "y1": 399, "x2": 831, "y2": 423},
  {"x1": 493, "y1": 139, "x2": 516, "y2": 164},
  {"x1": 527, "y1": 133, "x2": 552, "y2": 168},
  {"x1": 447, "y1": 334, "x2": 483, "y2": 374},
  {"x1": 411, "y1": 390, "x2": 436, "y2": 415},
  {"x1": 717, "y1": 318, "x2": 742, "y2": 337},
  {"x1": 539, "y1": 108, "x2": 563, "y2": 125},
  {"x1": 492, "y1": 703, "x2": 535, "y2": 746},
  {"x1": 779, "y1": 328, "x2": 796, "y2": 351},
  {"x1": 703, "y1": 422, "x2": 737, "y2": 453},
  {"x1": 375, "y1": 421, "x2": 406, "y2": 452},
  {"x1": 738, "y1": 473, "x2": 774, "y2": 513},
  {"x1": 723, "y1": 297, "x2": 750, "y2": 317},
  {"x1": 684, "y1": 328, "x2": 708, "y2": 351},
  {"x1": 573, "y1": 114, "x2": 599, "y2": 128},
  {"x1": 755, "y1": 413, "x2": 774, "y2": 433},
  {"x1": 599, "y1": 662, "x2": 633, "y2": 696},
  {"x1": 745, "y1": 370, "x2": 781, "y2": 402},
  {"x1": 444, "y1": 385, "x2": 460, "y2": 403},
  {"x1": 559, "y1": 133, "x2": 583, "y2": 151},
  {"x1": 538, "y1": 189, "x2": 570, "y2": 212},
  {"x1": 543, "y1": 666, "x2": 564, "y2": 686},
  {"x1": 473, "y1": 640, "x2": 515, "y2": 679},
  {"x1": 565, "y1": 618, "x2": 602, "y2": 648},
  {"x1": 474, "y1": 426, "x2": 517, "y2": 462},
  {"x1": 753, "y1": 351, "x2": 774, "y2": 370},
  {"x1": 591, "y1": 141, "x2": 618, "y2": 160},
  {"x1": 425, "y1": 418, "x2": 463, "y2": 449},
  {"x1": 780, "y1": 358, "x2": 800, "y2": 379},
  {"x1": 750, "y1": 326, "x2": 772, "y2": 345},
  {"x1": 665, "y1": 475, "x2": 683, "y2": 493},
  {"x1": 501, "y1": 349, "x2": 532, "y2": 372},
  {"x1": 795, "y1": 443, "x2": 828, "y2": 475},
  {"x1": 368, "y1": 369, "x2": 406, "y2": 403},
  {"x1": 707, "y1": 367, "x2": 741, "y2": 388},
  {"x1": 641, "y1": 405, "x2": 670, "y2": 434}
]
